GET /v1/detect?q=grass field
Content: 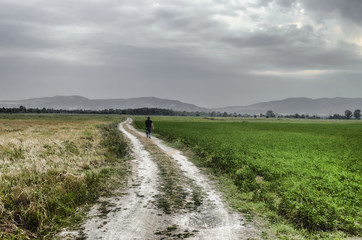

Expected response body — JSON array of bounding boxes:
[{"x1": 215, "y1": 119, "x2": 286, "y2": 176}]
[
  {"x1": 135, "y1": 117, "x2": 361, "y2": 239},
  {"x1": 0, "y1": 114, "x2": 127, "y2": 239}
]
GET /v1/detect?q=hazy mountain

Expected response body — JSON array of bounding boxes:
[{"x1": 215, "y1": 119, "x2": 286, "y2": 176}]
[
  {"x1": 213, "y1": 97, "x2": 362, "y2": 115},
  {"x1": 0, "y1": 96, "x2": 209, "y2": 112},
  {"x1": 0, "y1": 96, "x2": 361, "y2": 116}
]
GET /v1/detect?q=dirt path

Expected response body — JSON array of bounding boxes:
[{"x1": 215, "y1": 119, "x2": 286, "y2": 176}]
[
  {"x1": 60, "y1": 118, "x2": 259, "y2": 239},
  {"x1": 78, "y1": 119, "x2": 165, "y2": 239}
]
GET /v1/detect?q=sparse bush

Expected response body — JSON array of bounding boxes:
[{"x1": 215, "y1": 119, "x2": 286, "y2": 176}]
[{"x1": 100, "y1": 122, "x2": 128, "y2": 160}]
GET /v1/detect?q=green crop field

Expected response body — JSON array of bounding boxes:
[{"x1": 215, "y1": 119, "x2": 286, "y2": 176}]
[{"x1": 135, "y1": 117, "x2": 361, "y2": 238}]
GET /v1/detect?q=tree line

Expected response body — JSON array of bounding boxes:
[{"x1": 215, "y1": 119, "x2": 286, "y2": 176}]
[
  {"x1": 0, "y1": 106, "x2": 210, "y2": 116},
  {"x1": 263, "y1": 109, "x2": 361, "y2": 119},
  {"x1": 0, "y1": 106, "x2": 360, "y2": 119}
]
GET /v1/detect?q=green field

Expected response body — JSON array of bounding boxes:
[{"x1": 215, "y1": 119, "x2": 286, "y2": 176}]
[{"x1": 135, "y1": 117, "x2": 361, "y2": 237}]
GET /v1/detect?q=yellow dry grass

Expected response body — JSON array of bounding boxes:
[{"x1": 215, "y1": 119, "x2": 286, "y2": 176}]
[
  {"x1": 0, "y1": 118, "x2": 107, "y2": 176},
  {"x1": 0, "y1": 115, "x2": 125, "y2": 239}
]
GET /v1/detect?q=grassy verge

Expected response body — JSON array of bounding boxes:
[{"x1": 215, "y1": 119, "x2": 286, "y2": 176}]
[{"x1": 0, "y1": 115, "x2": 128, "y2": 239}]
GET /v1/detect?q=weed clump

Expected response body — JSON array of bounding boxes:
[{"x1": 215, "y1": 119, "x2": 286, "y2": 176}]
[{"x1": 100, "y1": 122, "x2": 128, "y2": 161}]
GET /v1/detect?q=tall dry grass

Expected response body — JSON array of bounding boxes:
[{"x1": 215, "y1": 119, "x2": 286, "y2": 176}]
[{"x1": 0, "y1": 115, "x2": 127, "y2": 239}]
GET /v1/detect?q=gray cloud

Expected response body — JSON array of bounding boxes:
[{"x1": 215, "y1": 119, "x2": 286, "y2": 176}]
[
  {"x1": 257, "y1": 0, "x2": 296, "y2": 8},
  {"x1": 303, "y1": 0, "x2": 362, "y2": 25},
  {"x1": 259, "y1": 0, "x2": 362, "y2": 25},
  {"x1": 0, "y1": 0, "x2": 361, "y2": 107}
]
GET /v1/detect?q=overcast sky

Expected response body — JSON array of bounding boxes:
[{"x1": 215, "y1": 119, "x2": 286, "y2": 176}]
[{"x1": 0, "y1": 0, "x2": 361, "y2": 107}]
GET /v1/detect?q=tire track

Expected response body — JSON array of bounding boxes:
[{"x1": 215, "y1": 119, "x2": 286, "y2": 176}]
[
  {"x1": 127, "y1": 120, "x2": 259, "y2": 240},
  {"x1": 60, "y1": 118, "x2": 259, "y2": 239},
  {"x1": 73, "y1": 119, "x2": 166, "y2": 239}
]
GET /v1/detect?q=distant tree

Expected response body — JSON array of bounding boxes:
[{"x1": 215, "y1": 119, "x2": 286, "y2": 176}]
[
  {"x1": 265, "y1": 110, "x2": 275, "y2": 118},
  {"x1": 310, "y1": 115, "x2": 320, "y2": 119},
  {"x1": 330, "y1": 114, "x2": 344, "y2": 119},
  {"x1": 345, "y1": 109, "x2": 353, "y2": 119},
  {"x1": 353, "y1": 109, "x2": 361, "y2": 120},
  {"x1": 19, "y1": 105, "x2": 26, "y2": 113}
]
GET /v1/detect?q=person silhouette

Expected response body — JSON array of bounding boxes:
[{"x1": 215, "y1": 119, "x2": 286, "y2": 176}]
[{"x1": 145, "y1": 117, "x2": 154, "y2": 139}]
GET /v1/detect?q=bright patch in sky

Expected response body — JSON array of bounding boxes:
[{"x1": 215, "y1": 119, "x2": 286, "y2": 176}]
[{"x1": 251, "y1": 70, "x2": 335, "y2": 78}]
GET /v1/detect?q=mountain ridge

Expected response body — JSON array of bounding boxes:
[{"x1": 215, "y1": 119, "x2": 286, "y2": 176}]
[
  {"x1": 0, "y1": 95, "x2": 209, "y2": 113},
  {"x1": 0, "y1": 96, "x2": 361, "y2": 115},
  {"x1": 213, "y1": 97, "x2": 362, "y2": 115}
]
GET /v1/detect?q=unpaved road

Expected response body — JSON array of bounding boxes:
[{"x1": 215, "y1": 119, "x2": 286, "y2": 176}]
[{"x1": 60, "y1": 118, "x2": 259, "y2": 239}]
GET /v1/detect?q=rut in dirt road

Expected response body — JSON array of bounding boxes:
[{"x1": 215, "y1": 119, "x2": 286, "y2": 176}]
[
  {"x1": 76, "y1": 119, "x2": 167, "y2": 239},
  {"x1": 62, "y1": 118, "x2": 259, "y2": 239},
  {"x1": 127, "y1": 120, "x2": 259, "y2": 240}
]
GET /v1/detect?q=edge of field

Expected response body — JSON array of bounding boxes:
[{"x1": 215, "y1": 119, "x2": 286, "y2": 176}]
[{"x1": 132, "y1": 117, "x2": 361, "y2": 240}]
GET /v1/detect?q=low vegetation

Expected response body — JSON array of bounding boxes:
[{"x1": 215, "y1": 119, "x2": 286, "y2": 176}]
[
  {"x1": 3, "y1": 106, "x2": 361, "y2": 119},
  {"x1": 135, "y1": 117, "x2": 361, "y2": 239},
  {"x1": 0, "y1": 114, "x2": 128, "y2": 239}
]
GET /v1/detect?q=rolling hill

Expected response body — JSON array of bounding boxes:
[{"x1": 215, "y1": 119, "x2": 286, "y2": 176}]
[
  {"x1": 0, "y1": 96, "x2": 209, "y2": 112},
  {"x1": 0, "y1": 96, "x2": 361, "y2": 116},
  {"x1": 213, "y1": 97, "x2": 362, "y2": 116}
]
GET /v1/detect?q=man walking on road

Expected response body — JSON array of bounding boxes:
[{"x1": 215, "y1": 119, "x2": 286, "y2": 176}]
[{"x1": 145, "y1": 117, "x2": 154, "y2": 139}]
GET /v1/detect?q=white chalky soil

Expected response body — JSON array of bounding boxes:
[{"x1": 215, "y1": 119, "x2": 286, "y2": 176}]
[{"x1": 60, "y1": 118, "x2": 259, "y2": 240}]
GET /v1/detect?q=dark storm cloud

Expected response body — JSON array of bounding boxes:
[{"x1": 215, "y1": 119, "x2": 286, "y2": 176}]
[
  {"x1": 259, "y1": 0, "x2": 362, "y2": 25},
  {"x1": 0, "y1": 0, "x2": 361, "y2": 107},
  {"x1": 224, "y1": 24, "x2": 315, "y2": 50},
  {"x1": 303, "y1": 0, "x2": 362, "y2": 25},
  {"x1": 221, "y1": 23, "x2": 362, "y2": 72}
]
